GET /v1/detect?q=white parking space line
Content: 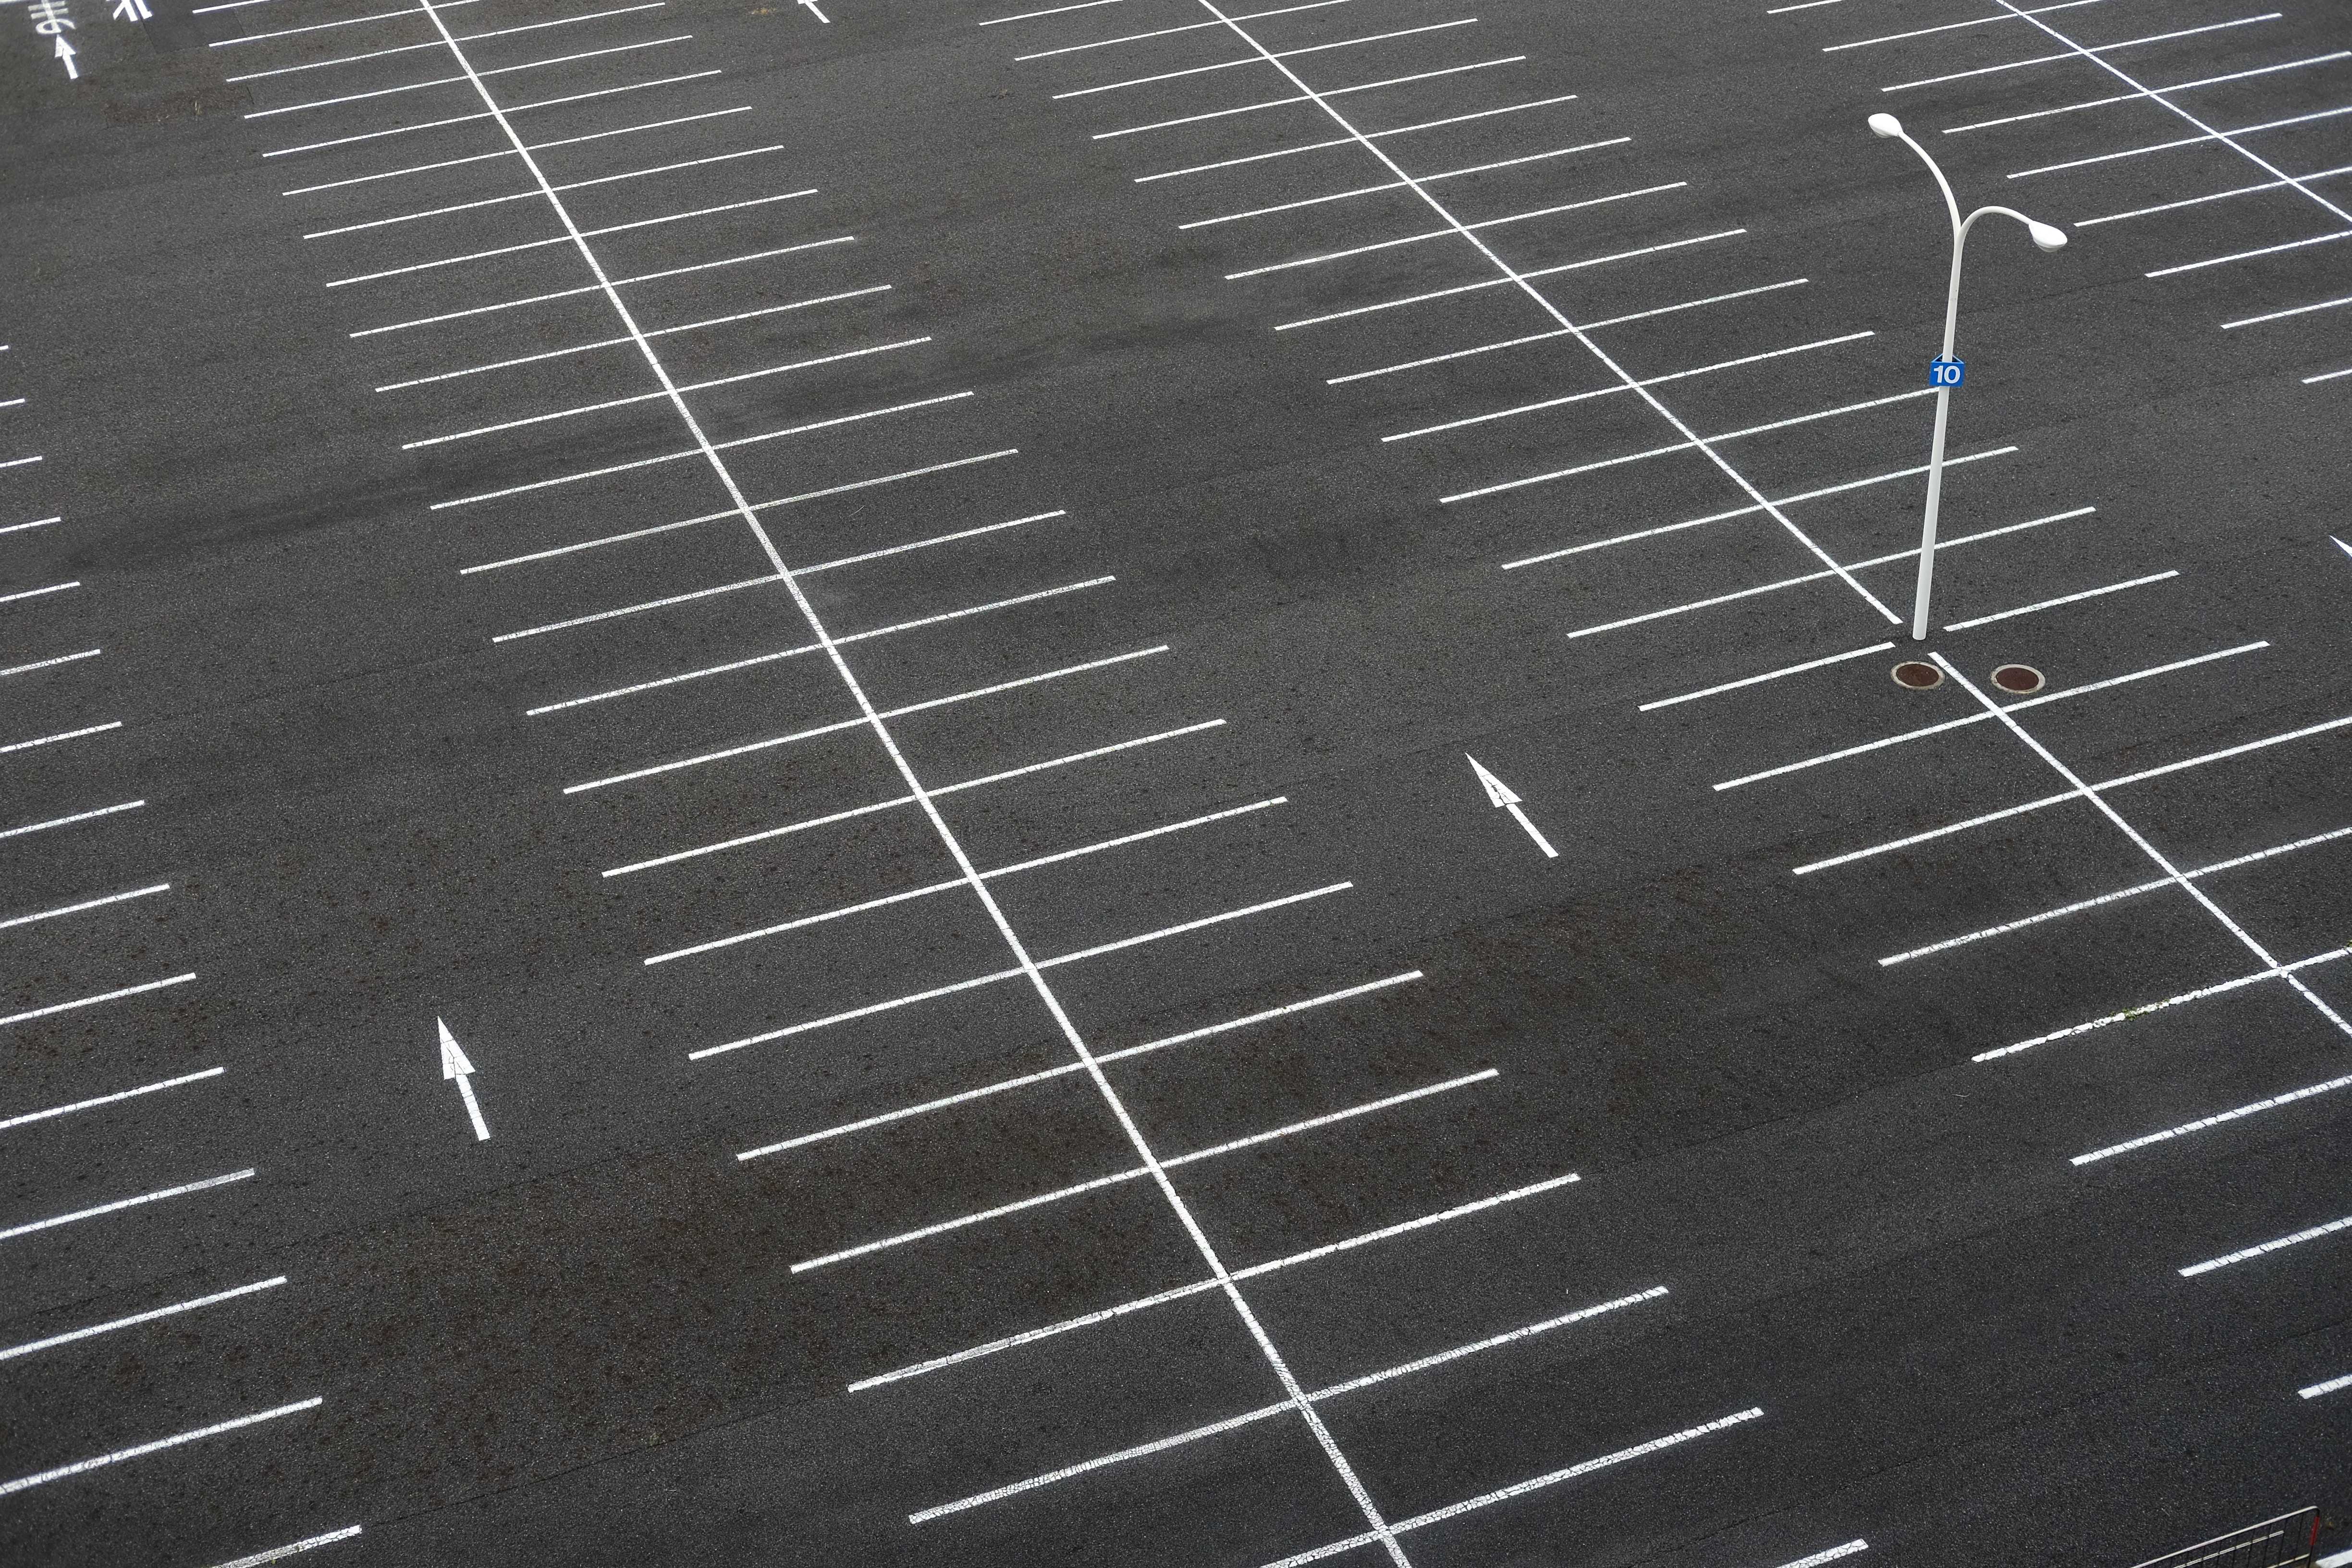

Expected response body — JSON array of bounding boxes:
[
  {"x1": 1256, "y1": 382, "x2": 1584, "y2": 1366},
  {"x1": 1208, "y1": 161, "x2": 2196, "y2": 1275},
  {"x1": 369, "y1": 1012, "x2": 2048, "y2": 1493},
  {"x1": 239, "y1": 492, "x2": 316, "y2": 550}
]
[
  {"x1": 1881, "y1": 15, "x2": 2279, "y2": 94},
  {"x1": 1278, "y1": 227, "x2": 1746, "y2": 331},
  {"x1": 2085, "y1": 166, "x2": 2352, "y2": 229},
  {"x1": 848, "y1": 1170, "x2": 1581, "y2": 1390},
  {"x1": 564, "y1": 646, "x2": 1169, "y2": 793},
  {"x1": 1943, "y1": 570, "x2": 2176, "y2": 629},
  {"x1": 532, "y1": 578, "x2": 1111, "y2": 716},
  {"x1": 1260, "y1": 1409, "x2": 1766, "y2": 1568},
  {"x1": 207, "y1": 1528, "x2": 366, "y2": 1568},
  {"x1": 1, "y1": 1169, "x2": 255, "y2": 1243},
  {"x1": 327, "y1": 189, "x2": 817, "y2": 289},
  {"x1": 2180, "y1": 1212, "x2": 2351, "y2": 1276},
  {"x1": 0, "y1": 973, "x2": 197, "y2": 1030},
  {"x1": 1640, "y1": 642, "x2": 1895, "y2": 711},
  {"x1": 0, "y1": 1066, "x2": 225, "y2": 1134},
  {"x1": 0, "y1": 1399, "x2": 321, "y2": 1497},
  {"x1": 800, "y1": 507, "x2": 1066, "y2": 575},
  {"x1": 0, "y1": 454, "x2": 44, "y2": 472},
  {"x1": 793, "y1": 1070, "x2": 1493, "y2": 1273},
  {"x1": 467, "y1": 493, "x2": 1040, "y2": 578},
  {"x1": 689, "y1": 880, "x2": 1352, "y2": 1057},
  {"x1": 1445, "y1": 388, "x2": 1934, "y2": 503},
  {"x1": 226, "y1": 2, "x2": 665, "y2": 82},
  {"x1": 0, "y1": 514, "x2": 63, "y2": 536},
  {"x1": 2222, "y1": 286, "x2": 2352, "y2": 329},
  {"x1": 1096, "y1": 56, "x2": 1529, "y2": 140},
  {"x1": 493, "y1": 574, "x2": 779, "y2": 644},
  {"x1": 0, "y1": 882, "x2": 171, "y2": 932},
  {"x1": 1825, "y1": 0, "x2": 2095, "y2": 51},
  {"x1": 2010, "y1": 106, "x2": 2352, "y2": 181},
  {"x1": 1385, "y1": 331, "x2": 1872, "y2": 441},
  {"x1": 0, "y1": 1276, "x2": 285, "y2": 1363},
  {"x1": 1978, "y1": 945, "x2": 2352, "y2": 1061},
  {"x1": 1180, "y1": 136, "x2": 1628, "y2": 228},
  {"x1": 2302, "y1": 1372, "x2": 2352, "y2": 1399},
  {"x1": 1794, "y1": 711, "x2": 2352, "y2": 876},
  {"x1": 1715, "y1": 643, "x2": 2263, "y2": 791},
  {"x1": 1227, "y1": 182, "x2": 1688, "y2": 279},
  {"x1": 604, "y1": 719, "x2": 1225, "y2": 878},
  {"x1": 735, "y1": 969, "x2": 1420, "y2": 1160},
  {"x1": 1880, "y1": 825, "x2": 2352, "y2": 967},
  {"x1": 2148, "y1": 230, "x2": 2352, "y2": 280},
  {"x1": 2076, "y1": 1071, "x2": 2352, "y2": 1164},
  {"x1": 1016, "y1": 0, "x2": 1351, "y2": 60},
  {"x1": 1771, "y1": 1545, "x2": 1870, "y2": 1568},
  {"x1": 1054, "y1": 17, "x2": 1480, "y2": 99},
  {"x1": 985, "y1": 0, "x2": 1135, "y2": 24},
  {"x1": 1, "y1": 799, "x2": 145, "y2": 841},
  {"x1": 285, "y1": 105, "x2": 751, "y2": 195},
  {"x1": 1139, "y1": 92, "x2": 1581, "y2": 181},
  {"x1": 911, "y1": 1285, "x2": 1667, "y2": 1521},
  {"x1": 245, "y1": 35, "x2": 693, "y2": 119},
  {"x1": 0, "y1": 647, "x2": 102, "y2": 679},
  {"x1": 380, "y1": 282, "x2": 859, "y2": 389},
  {"x1": 0, "y1": 719, "x2": 122, "y2": 754},
  {"x1": 211, "y1": 0, "x2": 474, "y2": 47},
  {"x1": 264, "y1": 69, "x2": 723, "y2": 158},
  {"x1": 1944, "y1": 52, "x2": 2350, "y2": 135},
  {"x1": 2308, "y1": 366, "x2": 2352, "y2": 385},
  {"x1": 1, "y1": 578, "x2": 77, "y2": 604},
  {"x1": 310, "y1": 145, "x2": 784, "y2": 240}
]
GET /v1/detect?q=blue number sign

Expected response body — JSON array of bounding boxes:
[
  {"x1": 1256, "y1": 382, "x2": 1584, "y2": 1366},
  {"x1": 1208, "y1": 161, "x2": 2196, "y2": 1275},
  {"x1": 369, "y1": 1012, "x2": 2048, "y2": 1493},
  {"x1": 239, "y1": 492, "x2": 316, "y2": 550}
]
[{"x1": 1929, "y1": 357, "x2": 1965, "y2": 388}]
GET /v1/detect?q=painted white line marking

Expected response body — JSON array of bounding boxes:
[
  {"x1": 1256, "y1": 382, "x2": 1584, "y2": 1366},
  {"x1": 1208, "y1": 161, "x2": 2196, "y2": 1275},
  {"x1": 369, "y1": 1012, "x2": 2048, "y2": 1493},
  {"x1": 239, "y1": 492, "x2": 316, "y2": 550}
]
[
  {"x1": 0, "y1": 455, "x2": 45, "y2": 472},
  {"x1": 263, "y1": 69, "x2": 722, "y2": 157},
  {"x1": 0, "y1": 973, "x2": 196, "y2": 1029},
  {"x1": 329, "y1": 190, "x2": 818, "y2": 289},
  {"x1": 207, "y1": 1527, "x2": 365, "y2": 1568},
  {"x1": 0, "y1": 1399, "x2": 321, "y2": 1497},
  {"x1": 1946, "y1": 53, "x2": 2349, "y2": 134},
  {"x1": 1, "y1": 799, "x2": 144, "y2": 841},
  {"x1": 227, "y1": 3, "x2": 665, "y2": 81},
  {"x1": 0, "y1": 1066, "x2": 223, "y2": 1134},
  {"x1": 533, "y1": 578, "x2": 1110, "y2": 715},
  {"x1": 984, "y1": 0, "x2": 1133, "y2": 24},
  {"x1": 2223, "y1": 287, "x2": 2352, "y2": 329},
  {"x1": 1977, "y1": 944, "x2": 2351, "y2": 1062},
  {"x1": 0, "y1": 515, "x2": 63, "y2": 537},
  {"x1": 383, "y1": 283, "x2": 865, "y2": 390},
  {"x1": 796, "y1": 1070, "x2": 1490, "y2": 1272},
  {"x1": 0, "y1": 719, "x2": 121, "y2": 754},
  {"x1": 606, "y1": 720, "x2": 1224, "y2": 877},
  {"x1": 0, "y1": 882, "x2": 170, "y2": 933},
  {"x1": 439, "y1": 1018, "x2": 490, "y2": 1141},
  {"x1": 494, "y1": 574, "x2": 778, "y2": 644},
  {"x1": 1466, "y1": 754, "x2": 1556, "y2": 857},
  {"x1": 0, "y1": 1276, "x2": 283, "y2": 1362},
  {"x1": 1716, "y1": 643, "x2": 2263, "y2": 791},
  {"x1": 2075, "y1": 1071, "x2": 2352, "y2": 1164},
  {"x1": 2302, "y1": 1372, "x2": 2352, "y2": 1400},
  {"x1": 402, "y1": 333, "x2": 920, "y2": 448},
  {"x1": 1, "y1": 579, "x2": 77, "y2": 605},
  {"x1": 1796, "y1": 710, "x2": 2352, "y2": 876},
  {"x1": 2180, "y1": 1212, "x2": 2351, "y2": 1276},
  {"x1": 2086, "y1": 166, "x2": 2352, "y2": 229},
  {"x1": 911, "y1": 1286, "x2": 1666, "y2": 1520},
  {"x1": 1445, "y1": 388, "x2": 1934, "y2": 503},
  {"x1": 1, "y1": 1168, "x2": 255, "y2": 1243},
  {"x1": 990, "y1": 796, "x2": 1283, "y2": 879},
  {"x1": 2308, "y1": 366, "x2": 2352, "y2": 384},
  {"x1": 1096, "y1": 56, "x2": 1526, "y2": 139},
  {"x1": 1227, "y1": 182, "x2": 1687, "y2": 279},
  {"x1": 1827, "y1": 0, "x2": 2094, "y2": 50},
  {"x1": 1278, "y1": 228, "x2": 1744, "y2": 331},
  {"x1": 1767, "y1": 0, "x2": 1844, "y2": 12},
  {"x1": 2148, "y1": 230, "x2": 2352, "y2": 279},
  {"x1": 467, "y1": 492, "x2": 1043, "y2": 579},
  {"x1": 245, "y1": 35, "x2": 692, "y2": 118},
  {"x1": 1258, "y1": 1409, "x2": 1766, "y2": 1567},
  {"x1": 802, "y1": 507, "x2": 1064, "y2": 576},
  {"x1": 1182, "y1": 137, "x2": 1628, "y2": 228},
  {"x1": 1330, "y1": 328, "x2": 1570, "y2": 384},
  {"x1": 1139, "y1": 92, "x2": 1580, "y2": 181},
  {"x1": 1387, "y1": 331, "x2": 1871, "y2": 441},
  {"x1": 0, "y1": 647, "x2": 101, "y2": 679},
  {"x1": 1054, "y1": 17, "x2": 1479, "y2": 98},
  {"x1": 284, "y1": 105, "x2": 750, "y2": 195},
  {"x1": 2011, "y1": 107, "x2": 2352, "y2": 182},
  {"x1": 1944, "y1": 570, "x2": 2177, "y2": 629},
  {"x1": 1017, "y1": 0, "x2": 1351, "y2": 58},
  {"x1": 1881, "y1": 14, "x2": 2278, "y2": 94},
  {"x1": 1641, "y1": 642, "x2": 1895, "y2": 711},
  {"x1": 1771, "y1": 1545, "x2": 1869, "y2": 1568},
  {"x1": 1563, "y1": 512, "x2": 2058, "y2": 637},
  {"x1": 1506, "y1": 450, "x2": 2024, "y2": 569},
  {"x1": 737, "y1": 970, "x2": 1420, "y2": 1160},
  {"x1": 1881, "y1": 825, "x2": 2352, "y2": 967},
  {"x1": 847, "y1": 1170, "x2": 1579, "y2": 1389},
  {"x1": 211, "y1": 0, "x2": 473, "y2": 45},
  {"x1": 313, "y1": 144, "x2": 783, "y2": 240}
]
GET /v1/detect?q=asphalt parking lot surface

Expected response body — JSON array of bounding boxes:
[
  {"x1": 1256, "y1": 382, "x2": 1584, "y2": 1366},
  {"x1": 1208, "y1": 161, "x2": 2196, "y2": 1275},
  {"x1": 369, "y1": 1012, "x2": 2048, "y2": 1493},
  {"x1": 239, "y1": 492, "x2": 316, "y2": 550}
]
[{"x1": 3, "y1": 0, "x2": 2349, "y2": 1562}]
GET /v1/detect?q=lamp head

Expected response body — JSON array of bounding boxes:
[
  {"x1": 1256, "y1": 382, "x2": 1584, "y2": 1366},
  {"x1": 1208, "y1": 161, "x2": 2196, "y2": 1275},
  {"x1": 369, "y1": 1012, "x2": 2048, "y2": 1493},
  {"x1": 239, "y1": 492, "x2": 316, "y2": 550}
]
[
  {"x1": 1868, "y1": 112, "x2": 1903, "y2": 139},
  {"x1": 2027, "y1": 219, "x2": 2069, "y2": 252}
]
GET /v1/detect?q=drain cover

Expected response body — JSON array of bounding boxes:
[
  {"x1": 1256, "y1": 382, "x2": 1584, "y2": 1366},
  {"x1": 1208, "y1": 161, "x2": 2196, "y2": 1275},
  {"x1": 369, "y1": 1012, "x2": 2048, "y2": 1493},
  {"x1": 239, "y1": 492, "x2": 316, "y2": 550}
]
[
  {"x1": 1892, "y1": 661, "x2": 1943, "y2": 689},
  {"x1": 1991, "y1": 663, "x2": 2046, "y2": 695}
]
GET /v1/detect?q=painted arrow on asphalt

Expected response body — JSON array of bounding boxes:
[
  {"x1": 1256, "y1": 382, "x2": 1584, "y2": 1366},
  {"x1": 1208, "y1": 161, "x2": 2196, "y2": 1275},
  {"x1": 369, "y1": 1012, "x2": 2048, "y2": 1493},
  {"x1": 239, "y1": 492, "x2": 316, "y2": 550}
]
[
  {"x1": 1465, "y1": 754, "x2": 1557, "y2": 859},
  {"x1": 54, "y1": 37, "x2": 79, "y2": 79},
  {"x1": 438, "y1": 1017, "x2": 490, "y2": 1142}
]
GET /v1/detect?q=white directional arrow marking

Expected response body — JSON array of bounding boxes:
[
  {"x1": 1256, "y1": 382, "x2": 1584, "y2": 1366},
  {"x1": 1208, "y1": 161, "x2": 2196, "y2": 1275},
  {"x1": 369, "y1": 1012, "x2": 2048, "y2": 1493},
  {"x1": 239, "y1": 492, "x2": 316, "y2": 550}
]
[
  {"x1": 438, "y1": 1017, "x2": 490, "y2": 1141},
  {"x1": 1465, "y1": 754, "x2": 1557, "y2": 858},
  {"x1": 54, "y1": 36, "x2": 79, "y2": 79}
]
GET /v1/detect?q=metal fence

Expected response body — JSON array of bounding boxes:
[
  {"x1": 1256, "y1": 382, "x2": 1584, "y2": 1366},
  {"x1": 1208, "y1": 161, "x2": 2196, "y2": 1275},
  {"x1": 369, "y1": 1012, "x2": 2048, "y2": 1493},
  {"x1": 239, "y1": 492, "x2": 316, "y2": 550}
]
[{"x1": 2125, "y1": 1508, "x2": 2321, "y2": 1568}]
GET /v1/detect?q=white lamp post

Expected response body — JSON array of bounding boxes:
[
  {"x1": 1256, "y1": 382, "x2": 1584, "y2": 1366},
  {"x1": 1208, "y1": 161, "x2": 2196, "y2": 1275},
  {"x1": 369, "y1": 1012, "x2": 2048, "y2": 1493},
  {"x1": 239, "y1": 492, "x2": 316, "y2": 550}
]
[{"x1": 1869, "y1": 111, "x2": 2068, "y2": 641}]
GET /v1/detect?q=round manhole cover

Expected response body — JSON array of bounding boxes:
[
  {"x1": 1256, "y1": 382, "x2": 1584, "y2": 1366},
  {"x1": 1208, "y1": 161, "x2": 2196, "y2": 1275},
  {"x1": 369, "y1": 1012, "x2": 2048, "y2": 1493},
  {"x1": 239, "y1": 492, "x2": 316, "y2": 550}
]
[
  {"x1": 1991, "y1": 663, "x2": 2046, "y2": 695},
  {"x1": 1892, "y1": 661, "x2": 1943, "y2": 689}
]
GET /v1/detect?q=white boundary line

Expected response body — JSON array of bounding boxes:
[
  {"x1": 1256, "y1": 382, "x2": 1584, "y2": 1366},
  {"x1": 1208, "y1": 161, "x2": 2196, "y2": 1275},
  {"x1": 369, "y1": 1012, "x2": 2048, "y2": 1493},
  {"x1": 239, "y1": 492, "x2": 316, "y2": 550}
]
[
  {"x1": 0, "y1": 1276, "x2": 285, "y2": 1362},
  {"x1": 0, "y1": 1399, "x2": 321, "y2": 1497},
  {"x1": 2074, "y1": 1069, "x2": 2352, "y2": 1164},
  {"x1": 0, "y1": 972, "x2": 196, "y2": 1029},
  {"x1": 2179, "y1": 1211, "x2": 2350, "y2": 1276},
  {"x1": 0, "y1": 1066, "x2": 225, "y2": 1133},
  {"x1": 206, "y1": 1527, "x2": 365, "y2": 1568},
  {"x1": 1, "y1": 1169, "x2": 256, "y2": 1242}
]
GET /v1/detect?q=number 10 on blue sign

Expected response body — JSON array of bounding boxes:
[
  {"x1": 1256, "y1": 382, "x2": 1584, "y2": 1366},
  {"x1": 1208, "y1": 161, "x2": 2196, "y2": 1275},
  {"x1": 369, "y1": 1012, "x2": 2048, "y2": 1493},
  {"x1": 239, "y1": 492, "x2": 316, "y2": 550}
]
[{"x1": 1929, "y1": 357, "x2": 1965, "y2": 388}]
